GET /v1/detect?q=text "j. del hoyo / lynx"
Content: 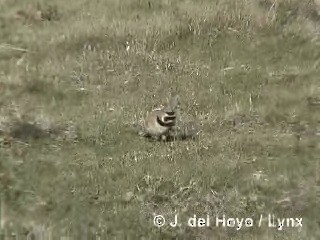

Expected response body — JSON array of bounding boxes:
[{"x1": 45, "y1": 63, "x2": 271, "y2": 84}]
[{"x1": 154, "y1": 214, "x2": 303, "y2": 230}]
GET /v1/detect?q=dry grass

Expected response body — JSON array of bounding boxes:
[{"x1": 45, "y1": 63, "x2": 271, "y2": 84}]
[{"x1": 0, "y1": 0, "x2": 319, "y2": 239}]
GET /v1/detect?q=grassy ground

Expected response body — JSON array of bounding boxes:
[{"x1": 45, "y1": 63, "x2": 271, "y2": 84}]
[{"x1": 0, "y1": 0, "x2": 320, "y2": 239}]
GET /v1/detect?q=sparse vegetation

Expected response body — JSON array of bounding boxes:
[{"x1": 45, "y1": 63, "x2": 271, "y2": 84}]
[{"x1": 0, "y1": 0, "x2": 319, "y2": 239}]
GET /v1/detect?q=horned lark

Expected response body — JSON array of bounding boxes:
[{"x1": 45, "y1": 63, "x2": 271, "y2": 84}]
[
  {"x1": 133, "y1": 94, "x2": 201, "y2": 141},
  {"x1": 143, "y1": 108, "x2": 176, "y2": 141},
  {"x1": 132, "y1": 95, "x2": 179, "y2": 141}
]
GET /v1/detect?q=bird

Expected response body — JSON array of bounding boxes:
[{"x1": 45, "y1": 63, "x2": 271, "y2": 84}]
[
  {"x1": 132, "y1": 95, "x2": 180, "y2": 141},
  {"x1": 143, "y1": 108, "x2": 177, "y2": 141},
  {"x1": 133, "y1": 94, "x2": 201, "y2": 141}
]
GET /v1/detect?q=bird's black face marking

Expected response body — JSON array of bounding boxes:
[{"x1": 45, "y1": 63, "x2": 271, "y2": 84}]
[
  {"x1": 165, "y1": 111, "x2": 175, "y2": 116},
  {"x1": 156, "y1": 116, "x2": 176, "y2": 127},
  {"x1": 163, "y1": 116, "x2": 176, "y2": 122}
]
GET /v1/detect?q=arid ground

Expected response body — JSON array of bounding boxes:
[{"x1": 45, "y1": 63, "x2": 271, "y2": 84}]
[{"x1": 0, "y1": 0, "x2": 320, "y2": 239}]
